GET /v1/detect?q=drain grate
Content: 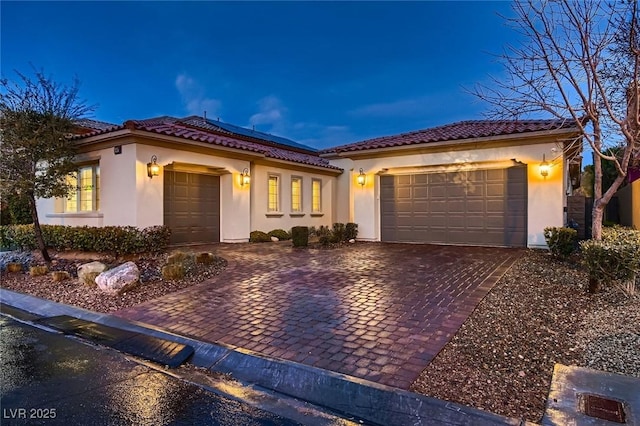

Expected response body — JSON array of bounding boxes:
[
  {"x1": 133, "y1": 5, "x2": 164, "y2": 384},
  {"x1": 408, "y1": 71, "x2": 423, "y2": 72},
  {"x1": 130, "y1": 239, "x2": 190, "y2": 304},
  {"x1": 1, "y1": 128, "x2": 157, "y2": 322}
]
[{"x1": 581, "y1": 394, "x2": 626, "y2": 424}]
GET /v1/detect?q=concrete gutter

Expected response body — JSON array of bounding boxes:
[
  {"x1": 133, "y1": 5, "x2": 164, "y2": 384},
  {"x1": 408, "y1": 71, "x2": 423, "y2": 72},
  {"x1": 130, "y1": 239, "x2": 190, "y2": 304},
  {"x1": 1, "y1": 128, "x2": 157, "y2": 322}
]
[{"x1": 1, "y1": 289, "x2": 530, "y2": 426}]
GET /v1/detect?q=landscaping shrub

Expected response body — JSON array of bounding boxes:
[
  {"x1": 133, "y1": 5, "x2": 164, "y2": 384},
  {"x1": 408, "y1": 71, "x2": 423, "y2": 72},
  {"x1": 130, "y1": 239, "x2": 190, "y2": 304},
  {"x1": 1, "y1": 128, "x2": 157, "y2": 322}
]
[
  {"x1": 543, "y1": 227, "x2": 578, "y2": 260},
  {"x1": 291, "y1": 226, "x2": 309, "y2": 247},
  {"x1": 29, "y1": 265, "x2": 48, "y2": 277},
  {"x1": 331, "y1": 223, "x2": 346, "y2": 243},
  {"x1": 0, "y1": 224, "x2": 170, "y2": 255},
  {"x1": 580, "y1": 226, "x2": 640, "y2": 294},
  {"x1": 316, "y1": 225, "x2": 331, "y2": 246},
  {"x1": 345, "y1": 222, "x2": 358, "y2": 241},
  {"x1": 249, "y1": 230, "x2": 271, "y2": 243},
  {"x1": 162, "y1": 263, "x2": 185, "y2": 280},
  {"x1": 268, "y1": 229, "x2": 291, "y2": 241}
]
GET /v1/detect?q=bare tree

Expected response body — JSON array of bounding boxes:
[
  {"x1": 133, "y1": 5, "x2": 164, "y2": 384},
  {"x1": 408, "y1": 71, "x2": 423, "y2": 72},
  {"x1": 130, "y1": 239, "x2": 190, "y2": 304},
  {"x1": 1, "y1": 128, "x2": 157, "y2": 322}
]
[
  {"x1": 0, "y1": 69, "x2": 94, "y2": 262},
  {"x1": 474, "y1": 0, "x2": 640, "y2": 240}
]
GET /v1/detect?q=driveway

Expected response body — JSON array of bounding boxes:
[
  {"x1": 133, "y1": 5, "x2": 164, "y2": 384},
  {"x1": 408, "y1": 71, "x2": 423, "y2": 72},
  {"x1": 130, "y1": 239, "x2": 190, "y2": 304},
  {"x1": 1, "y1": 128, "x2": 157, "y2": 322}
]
[{"x1": 116, "y1": 242, "x2": 521, "y2": 388}]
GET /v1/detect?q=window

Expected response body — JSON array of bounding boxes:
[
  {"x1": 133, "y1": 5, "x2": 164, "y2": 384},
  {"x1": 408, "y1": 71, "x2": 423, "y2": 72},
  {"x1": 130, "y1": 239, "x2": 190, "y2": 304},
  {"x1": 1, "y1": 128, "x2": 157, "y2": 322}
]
[
  {"x1": 291, "y1": 177, "x2": 302, "y2": 212},
  {"x1": 65, "y1": 164, "x2": 100, "y2": 212},
  {"x1": 311, "y1": 179, "x2": 322, "y2": 212},
  {"x1": 268, "y1": 175, "x2": 279, "y2": 212}
]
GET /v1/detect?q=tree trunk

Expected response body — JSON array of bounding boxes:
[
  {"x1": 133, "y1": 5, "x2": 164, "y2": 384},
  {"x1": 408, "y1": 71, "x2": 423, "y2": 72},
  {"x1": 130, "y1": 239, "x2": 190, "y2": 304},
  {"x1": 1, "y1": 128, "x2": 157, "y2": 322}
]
[
  {"x1": 27, "y1": 194, "x2": 51, "y2": 263},
  {"x1": 591, "y1": 201, "x2": 605, "y2": 241}
]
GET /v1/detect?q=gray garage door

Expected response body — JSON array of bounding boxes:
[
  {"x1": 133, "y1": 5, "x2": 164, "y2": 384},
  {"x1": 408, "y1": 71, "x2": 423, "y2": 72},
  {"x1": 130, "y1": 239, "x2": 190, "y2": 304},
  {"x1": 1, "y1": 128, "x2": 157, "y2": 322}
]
[
  {"x1": 164, "y1": 171, "x2": 220, "y2": 244},
  {"x1": 380, "y1": 165, "x2": 527, "y2": 247}
]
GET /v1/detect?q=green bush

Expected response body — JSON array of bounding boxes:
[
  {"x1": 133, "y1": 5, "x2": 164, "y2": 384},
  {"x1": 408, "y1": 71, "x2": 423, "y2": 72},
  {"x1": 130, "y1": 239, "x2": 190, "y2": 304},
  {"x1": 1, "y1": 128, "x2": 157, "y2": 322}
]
[
  {"x1": 268, "y1": 229, "x2": 291, "y2": 241},
  {"x1": 0, "y1": 224, "x2": 170, "y2": 255},
  {"x1": 331, "y1": 223, "x2": 346, "y2": 243},
  {"x1": 345, "y1": 223, "x2": 358, "y2": 241},
  {"x1": 291, "y1": 226, "x2": 309, "y2": 247},
  {"x1": 249, "y1": 230, "x2": 271, "y2": 243},
  {"x1": 543, "y1": 227, "x2": 578, "y2": 260},
  {"x1": 315, "y1": 225, "x2": 331, "y2": 246},
  {"x1": 580, "y1": 226, "x2": 640, "y2": 292}
]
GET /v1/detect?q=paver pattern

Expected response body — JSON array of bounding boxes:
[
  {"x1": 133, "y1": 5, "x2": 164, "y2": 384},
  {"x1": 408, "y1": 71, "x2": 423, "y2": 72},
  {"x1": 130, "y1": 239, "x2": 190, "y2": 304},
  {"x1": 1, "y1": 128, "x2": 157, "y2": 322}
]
[{"x1": 116, "y1": 243, "x2": 521, "y2": 388}]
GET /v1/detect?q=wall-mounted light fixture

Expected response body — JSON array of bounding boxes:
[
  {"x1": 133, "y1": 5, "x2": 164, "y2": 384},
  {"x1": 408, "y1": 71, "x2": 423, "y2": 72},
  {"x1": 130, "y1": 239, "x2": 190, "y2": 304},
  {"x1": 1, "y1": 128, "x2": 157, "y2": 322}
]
[
  {"x1": 357, "y1": 168, "x2": 366, "y2": 186},
  {"x1": 539, "y1": 154, "x2": 550, "y2": 178},
  {"x1": 147, "y1": 155, "x2": 160, "y2": 178},
  {"x1": 240, "y1": 168, "x2": 251, "y2": 186}
]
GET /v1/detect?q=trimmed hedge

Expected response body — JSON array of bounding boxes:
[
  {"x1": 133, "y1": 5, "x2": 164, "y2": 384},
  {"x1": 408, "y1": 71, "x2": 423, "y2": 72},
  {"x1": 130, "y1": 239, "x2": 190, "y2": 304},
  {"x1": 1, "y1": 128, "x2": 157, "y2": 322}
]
[
  {"x1": 291, "y1": 226, "x2": 309, "y2": 247},
  {"x1": 249, "y1": 231, "x2": 271, "y2": 243},
  {"x1": 580, "y1": 227, "x2": 640, "y2": 292},
  {"x1": 268, "y1": 229, "x2": 291, "y2": 241},
  {"x1": 543, "y1": 227, "x2": 578, "y2": 260},
  {"x1": 0, "y1": 224, "x2": 170, "y2": 255}
]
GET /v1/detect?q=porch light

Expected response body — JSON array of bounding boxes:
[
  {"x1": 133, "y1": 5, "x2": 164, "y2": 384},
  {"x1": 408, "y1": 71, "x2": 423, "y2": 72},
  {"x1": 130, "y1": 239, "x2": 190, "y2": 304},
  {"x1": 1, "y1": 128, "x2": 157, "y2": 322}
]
[
  {"x1": 539, "y1": 154, "x2": 550, "y2": 178},
  {"x1": 357, "y1": 168, "x2": 366, "y2": 186},
  {"x1": 241, "y1": 168, "x2": 251, "y2": 186},
  {"x1": 147, "y1": 155, "x2": 160, "y2": 178}
]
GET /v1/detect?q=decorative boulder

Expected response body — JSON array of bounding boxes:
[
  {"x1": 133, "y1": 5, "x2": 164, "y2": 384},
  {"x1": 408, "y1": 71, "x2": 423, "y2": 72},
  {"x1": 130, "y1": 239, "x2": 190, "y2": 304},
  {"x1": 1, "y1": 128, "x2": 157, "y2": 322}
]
[
  {"x1": 348, "y1": 239, "x2": 356, "y2": 244},
  {"x1": 78, "y1": 261, "x2": 107, "y2": 286},
  {"x1": 271, "y1": 236, "x2": 279, "y2": 242},
  {"x1": 95, "y1": 261, "x2": 140, "y2": 295}
]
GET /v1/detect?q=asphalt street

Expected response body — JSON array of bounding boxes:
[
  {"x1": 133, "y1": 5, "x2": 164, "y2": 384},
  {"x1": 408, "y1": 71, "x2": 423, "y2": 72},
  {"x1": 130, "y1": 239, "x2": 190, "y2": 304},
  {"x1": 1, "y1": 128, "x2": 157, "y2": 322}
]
[{"x1": 0, "y1": 315, "x2": 308, "y2": 426}]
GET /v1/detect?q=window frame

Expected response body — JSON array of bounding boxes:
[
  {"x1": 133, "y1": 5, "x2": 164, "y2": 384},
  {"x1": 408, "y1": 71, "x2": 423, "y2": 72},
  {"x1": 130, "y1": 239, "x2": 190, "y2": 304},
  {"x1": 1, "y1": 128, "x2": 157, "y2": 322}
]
[
  {"x1": 311, "y1": 178, "x2": 322, "y2": 213},
  {"x1": 267, "y1": 173, "x2": 281, "y2": 212},
  {"x1": 65, "y1": 163, "x2": 100, "y2": 213},
  {"x1": 290, "y1": 176, "x2": 303, "y2": 213}
]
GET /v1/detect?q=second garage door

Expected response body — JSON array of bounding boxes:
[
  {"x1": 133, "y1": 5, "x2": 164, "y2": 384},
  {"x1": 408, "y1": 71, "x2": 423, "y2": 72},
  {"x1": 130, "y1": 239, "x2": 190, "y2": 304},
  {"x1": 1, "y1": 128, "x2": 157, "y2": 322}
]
[
  {"x1": 164, "y1": 171, "x2": 220, "y2": 245},
  {"x1": 380, "y1": 165, "x2": 527, "y2": 247}
]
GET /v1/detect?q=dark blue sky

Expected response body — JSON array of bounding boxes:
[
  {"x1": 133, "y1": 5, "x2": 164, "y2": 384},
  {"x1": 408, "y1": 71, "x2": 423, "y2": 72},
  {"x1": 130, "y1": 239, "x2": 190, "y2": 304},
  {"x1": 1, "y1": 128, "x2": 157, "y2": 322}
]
[{"x1": 1, "y1": 1, "x2": 517, "y2": 149}]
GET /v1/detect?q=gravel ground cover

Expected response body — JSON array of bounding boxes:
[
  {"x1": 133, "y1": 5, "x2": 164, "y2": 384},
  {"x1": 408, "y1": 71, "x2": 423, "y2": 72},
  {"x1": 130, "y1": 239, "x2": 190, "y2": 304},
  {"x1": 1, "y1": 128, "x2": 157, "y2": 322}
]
[
  {"x1": 0, "y1": 249, "x2": 226, "y2": 313},
  {"x1": 411, "y1": 249, "x2": 639, "y2": 423},
  {"x1": 1, "y1": 248, "x2": 637, "y2": 423}
]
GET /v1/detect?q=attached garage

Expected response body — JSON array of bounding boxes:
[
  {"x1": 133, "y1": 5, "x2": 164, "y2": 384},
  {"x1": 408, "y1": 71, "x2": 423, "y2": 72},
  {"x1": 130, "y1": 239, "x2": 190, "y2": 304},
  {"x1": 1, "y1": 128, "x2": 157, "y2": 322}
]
[
  {"x1": 164, "y1": 171, "x2": 220, "y2": 244},
  {"x1": 380, "y1": 165, "x2": 527, "y2": 247}
]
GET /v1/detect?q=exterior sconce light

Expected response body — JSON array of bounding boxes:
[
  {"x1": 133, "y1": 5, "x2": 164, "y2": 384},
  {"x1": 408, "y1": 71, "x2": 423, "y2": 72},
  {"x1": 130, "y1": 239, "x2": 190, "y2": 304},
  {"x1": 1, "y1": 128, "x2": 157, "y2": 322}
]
[
  {"x1": 357, "y1": 168, "x2": 366, "y2": 186},
  {"x1": 539, "y1": 154, "x2": 550, "y2": 178},
  {"x1": 147, "y1": 155, "x2": 160, "y2": 178},
  {"x1": 240, "y1": 168, "x2": 251, "y2": 186}
]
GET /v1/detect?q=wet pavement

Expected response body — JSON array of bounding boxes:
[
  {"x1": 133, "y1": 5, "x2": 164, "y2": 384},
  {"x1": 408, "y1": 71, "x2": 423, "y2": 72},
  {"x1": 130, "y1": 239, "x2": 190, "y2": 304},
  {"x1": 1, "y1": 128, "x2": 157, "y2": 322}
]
[
  {"x1": 0, "y1": 316, "x2": 302, "y2": 426},
  {"x1": 116, "y1": 242, "x2": 521, "y2": 388}
]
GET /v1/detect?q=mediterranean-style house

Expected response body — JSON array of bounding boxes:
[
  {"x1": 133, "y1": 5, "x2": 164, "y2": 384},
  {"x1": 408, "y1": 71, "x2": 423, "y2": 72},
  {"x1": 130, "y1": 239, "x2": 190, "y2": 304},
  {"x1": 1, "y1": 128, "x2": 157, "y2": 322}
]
[{"x1": 37, "y1": 115, "x2": 583, "y2": 248}]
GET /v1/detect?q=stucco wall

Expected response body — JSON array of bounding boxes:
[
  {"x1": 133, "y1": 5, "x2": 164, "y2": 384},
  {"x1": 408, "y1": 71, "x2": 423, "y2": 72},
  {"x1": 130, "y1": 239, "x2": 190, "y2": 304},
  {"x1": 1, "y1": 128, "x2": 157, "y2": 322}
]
[
  {"x1": 331, "y1": 142, "x2": 565, "y2": 247},
  {"x1": 250, "y1": 164, "x2": 335, "y2": 233}
]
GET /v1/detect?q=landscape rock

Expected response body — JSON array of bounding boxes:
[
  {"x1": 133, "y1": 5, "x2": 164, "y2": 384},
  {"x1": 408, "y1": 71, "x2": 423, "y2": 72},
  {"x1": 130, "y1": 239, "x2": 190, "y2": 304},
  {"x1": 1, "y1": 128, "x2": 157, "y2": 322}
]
[
  {"x1": 271, "y1": 236, "x2": 279, "y2": 242},
  {"x1": 78, "y1": 261, "x2": 107, "y2": 286},
  {"x1": 348, "y1": 239, "x2": 356, "y2": 243},
  {"x1": 95, "y1": 261, "x2": 140, "y2": 295}
]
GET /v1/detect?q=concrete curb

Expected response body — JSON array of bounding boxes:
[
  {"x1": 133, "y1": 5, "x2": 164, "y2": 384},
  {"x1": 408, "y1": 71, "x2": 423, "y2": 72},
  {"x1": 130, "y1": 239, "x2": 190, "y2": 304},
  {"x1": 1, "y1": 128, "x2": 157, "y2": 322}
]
[{"x1": 1, "y1": 289, "x2": 527, "y2": 426}]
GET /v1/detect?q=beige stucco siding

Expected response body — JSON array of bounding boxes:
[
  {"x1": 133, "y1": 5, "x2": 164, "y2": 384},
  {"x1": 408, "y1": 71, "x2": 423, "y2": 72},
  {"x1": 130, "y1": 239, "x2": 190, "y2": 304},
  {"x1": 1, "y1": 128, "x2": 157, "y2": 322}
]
[
  {"x1": 329, "y1": 142, "x2": 565, "y2": 247},
  {"x1": 250, "y1": 164, "x2": 335, "y2": 233}
]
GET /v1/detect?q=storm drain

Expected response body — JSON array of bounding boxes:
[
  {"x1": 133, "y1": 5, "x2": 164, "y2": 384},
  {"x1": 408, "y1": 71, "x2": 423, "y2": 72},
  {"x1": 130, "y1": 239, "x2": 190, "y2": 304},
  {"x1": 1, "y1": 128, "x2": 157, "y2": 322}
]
[
  {"x1": 38, "y1": 315, "x2": 194, "y2": 368},
  {"x1": 580, "y1": 393, "x2": 626, "y2": 424}
]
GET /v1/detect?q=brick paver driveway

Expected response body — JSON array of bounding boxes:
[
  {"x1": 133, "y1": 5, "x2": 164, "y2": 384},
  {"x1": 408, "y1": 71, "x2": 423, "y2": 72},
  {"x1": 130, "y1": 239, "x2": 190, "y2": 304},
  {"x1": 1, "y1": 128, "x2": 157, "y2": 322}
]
[{"x1": 116, "y1": 243, "x2": 521, "y2": 388}]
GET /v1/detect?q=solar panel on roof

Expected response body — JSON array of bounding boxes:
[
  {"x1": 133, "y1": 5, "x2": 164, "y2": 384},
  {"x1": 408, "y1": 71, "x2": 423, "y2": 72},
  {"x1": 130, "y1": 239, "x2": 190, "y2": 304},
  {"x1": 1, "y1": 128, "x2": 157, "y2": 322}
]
[{"x1": 205, "y1": 119, "x2": 318, "y2": 152}]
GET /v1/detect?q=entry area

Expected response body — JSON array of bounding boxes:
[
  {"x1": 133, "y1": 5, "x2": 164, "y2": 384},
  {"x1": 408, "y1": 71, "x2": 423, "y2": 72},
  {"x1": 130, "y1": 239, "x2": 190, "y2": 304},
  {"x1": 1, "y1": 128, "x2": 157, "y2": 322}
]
[
  {"x1": 164, "y1": 171, "x2": 220, "y2": 244},
  {"x1": 380, "y1": 165, "x2": 527, "y2": 247}
]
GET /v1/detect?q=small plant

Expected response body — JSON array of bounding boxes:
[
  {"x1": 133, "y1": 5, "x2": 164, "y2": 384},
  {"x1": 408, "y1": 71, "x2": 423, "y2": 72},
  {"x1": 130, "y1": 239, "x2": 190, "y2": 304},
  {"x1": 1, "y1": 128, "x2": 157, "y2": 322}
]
[
  {"x1": 51, "y1": 271, "x2": 70, "y2": 282},
  {"x1": 291, "y1": 226, "x2": 309, "y2": 247},
  {"x1": 268, "y1": 229, "x2": 291, "y2": 241},
  {"x1": 6, "y1": 262, "x2": 22, "y2": 273},
  {"x1": 345, "y1": 223, "x2": 358, "y2": 241},
  {"x1": 316, "y1": 225, "x2": 331, "y2": 246},
  {"x1": 162, "y1": 263, "x2": 185, "y2": 280},
  {"x1": 580, "y1": 226, "x2": 640, "y2": 294},
  {"x1": 250, "y1": 231, "x2": 271, "y2": 243},
  {"x1": 167, "y1": 251, "x2": 188, "y2": 264},
  {"x1": 331, "y1": 223, "x2": 346, "y2": 243},
  {"x1": 29, "y1": 265, "x2": 48, "y2": 277},
  {"x1": 81, "y1": 271, "x2": 100, "y2": 287},
  {"x1": 195, "y1": 252, "x2": 215, "y2": 264},
  {"x1": 543, "y1": 227, "x2": 578, "y2": 260}
]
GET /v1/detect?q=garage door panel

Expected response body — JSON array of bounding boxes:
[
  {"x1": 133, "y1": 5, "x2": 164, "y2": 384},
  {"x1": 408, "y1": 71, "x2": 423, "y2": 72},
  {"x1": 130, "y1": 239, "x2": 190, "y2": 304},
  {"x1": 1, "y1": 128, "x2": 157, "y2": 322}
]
[
  {"x1": 380, "y1": 165, "x2": 527, "y2": 247},
  {"x1": 164, "y1": 171, "x2": 220, "y2": 245}
]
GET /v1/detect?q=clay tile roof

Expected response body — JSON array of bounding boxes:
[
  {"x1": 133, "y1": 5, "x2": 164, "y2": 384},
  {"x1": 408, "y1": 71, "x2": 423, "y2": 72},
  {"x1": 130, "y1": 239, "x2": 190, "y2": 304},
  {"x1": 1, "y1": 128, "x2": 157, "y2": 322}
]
[
  {"x1": 74, "y1": 116, "x2": 340, "y2": 171},
  {"x1": 74, "y1": 118, "x2": 119, "y2": 132},
  {"x1": 321, "y1": 118, "x2": 581, "y2": 154}
]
